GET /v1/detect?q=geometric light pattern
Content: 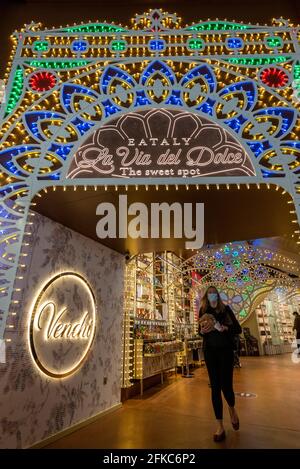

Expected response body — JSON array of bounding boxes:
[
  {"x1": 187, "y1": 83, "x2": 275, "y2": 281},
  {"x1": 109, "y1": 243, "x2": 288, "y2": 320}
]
[
  {"x1": 28, "y1": 71, "x2": 56, "y2": 92},
  {"x1": 260, "y1": 67, "x2": 289, "y2": 88},
  {"x1": 182, "y1": 241, "x2": 299, "y2": 322}
]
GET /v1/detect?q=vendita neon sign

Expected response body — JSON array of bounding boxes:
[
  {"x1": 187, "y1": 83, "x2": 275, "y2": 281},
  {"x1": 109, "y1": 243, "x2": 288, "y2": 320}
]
[{"x1": 29, "y1": 272, "x2": 96, "y2": 379}]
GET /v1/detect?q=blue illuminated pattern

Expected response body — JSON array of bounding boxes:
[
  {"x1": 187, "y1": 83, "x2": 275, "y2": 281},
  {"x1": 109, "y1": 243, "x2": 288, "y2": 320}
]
[
  {"x1": 71, "y1": 117, "x2": 94, "y2": 135},
  {"x1": 48, "y1": 143, "x2": 73, "y2": 160},
  {"x1": 141, "y1": 60, "x2": 175, "y2": 85},
  {"x1": 166, "y1": 90, "x2": 182, "y2": 106},
  {"x1": 149, "y1": 40, "x2": 165, "y2": 51},
  {"x1": 219, "y1": 81, "x2": 256, "y2": 111},
  {"x1": 226, "y1": 37, "x2": 244, "y2": 49},
  {"x1": 102, "y1": 99, "x2": 120, "y2": 117},
  {"x1": 72, "y1": 41, "x2": 88, "y2": 52},
  {"x1": 181, "y1": 64, "x2": 216, "y2": 93},
  {"x1": 135, "y1": 90, "x2": 151, "y2": 106},
  {"x1": 247, "y1": 141, "x2": 270, "y2": 158},
  {"x1": 61, "y1": 84, "x2": 98, "y2": 113},
  {"x1": 101, "y1": 66, "x2": 136, "y2": 94},
  {"x1": 224, "y1": 115, "x2": 247, "y2": 133},
  {"x1": 38, "y1": 172, "x2": 60, "y2": 180}
]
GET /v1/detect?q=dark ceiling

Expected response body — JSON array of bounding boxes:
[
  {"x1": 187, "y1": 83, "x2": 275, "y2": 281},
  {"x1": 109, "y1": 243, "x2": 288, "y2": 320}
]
[
  {"x1": 33, "y1": 184, "x2": 297, "y2": 257},
  {"x1": 1, "y1": 0, "x2": 300, "y2": 75}
]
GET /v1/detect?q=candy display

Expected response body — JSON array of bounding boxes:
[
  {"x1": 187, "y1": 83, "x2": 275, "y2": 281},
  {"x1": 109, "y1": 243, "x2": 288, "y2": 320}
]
[
  {"x1": 134, "y1": 321, "x2": 172, "y2": 340},
  {"x1": 144, "y1": 340, "x2": 184, "y2": 356}
]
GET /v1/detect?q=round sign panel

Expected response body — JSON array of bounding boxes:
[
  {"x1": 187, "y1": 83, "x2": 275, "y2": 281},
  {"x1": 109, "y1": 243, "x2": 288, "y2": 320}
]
[{"x1": 29, "y1": 272, "x2": 96, "y2": 378}]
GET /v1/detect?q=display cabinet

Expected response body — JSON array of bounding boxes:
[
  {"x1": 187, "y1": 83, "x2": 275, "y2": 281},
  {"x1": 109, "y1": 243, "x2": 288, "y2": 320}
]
[
  {"x1": 134, "y1": 338, "x2": 184, "y2": 395},
  {"x1": 176, "y1": 337, "x2": 203, "y2": 372},
  {"x1": 255, "y1": 297, "x2": 296, "y2": 355},
  {"x1": 123, "y1": 251, "x2": 199, "y2": 389}
]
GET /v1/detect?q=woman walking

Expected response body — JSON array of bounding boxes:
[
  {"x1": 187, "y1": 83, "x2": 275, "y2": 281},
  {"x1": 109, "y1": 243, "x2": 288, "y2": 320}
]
[{"x1": 199, "y1": 286, "x2": 242, "y2": 442}]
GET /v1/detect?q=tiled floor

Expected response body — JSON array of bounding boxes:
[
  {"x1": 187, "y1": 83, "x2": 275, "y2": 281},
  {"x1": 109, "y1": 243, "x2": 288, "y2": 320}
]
[{"x1": 45, "y1": 354, "x2": 300, "y2": 449}]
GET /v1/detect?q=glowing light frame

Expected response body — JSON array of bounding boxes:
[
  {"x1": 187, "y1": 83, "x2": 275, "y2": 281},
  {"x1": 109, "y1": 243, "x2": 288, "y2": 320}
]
[{"x1": 28, "y1": 271, "x2": 97, "y2": 379}]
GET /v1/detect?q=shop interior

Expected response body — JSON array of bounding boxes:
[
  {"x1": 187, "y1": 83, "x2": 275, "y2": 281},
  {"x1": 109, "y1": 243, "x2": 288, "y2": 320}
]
[{"x1": 33, "y1": 183, "x2": 300, "y2": 397}]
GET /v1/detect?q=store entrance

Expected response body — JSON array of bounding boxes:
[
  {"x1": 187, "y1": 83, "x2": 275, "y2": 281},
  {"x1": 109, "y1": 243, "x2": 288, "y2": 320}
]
[
  {"x1": 33, "y1": 182, "x2": 300, "y2": 397},
  {"x1": 30, "y1": 76, "x2": 300, "y2": 401}
]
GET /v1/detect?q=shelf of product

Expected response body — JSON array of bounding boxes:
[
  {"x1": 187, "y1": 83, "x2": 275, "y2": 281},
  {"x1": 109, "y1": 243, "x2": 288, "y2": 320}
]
[
  {"x1": 123, "y1": 251, "x2": 200, "y2": 389},
  {"x1": 176, "y1": 337, "x2": 203, "y2": 368},
  {"x1": 134, "y1": 338, "x2": 184, "y2": 395},
  {"x1": 133, "y1": 319, "x2": 171, "y2": 340},
  {"x1": 122, "y1": 259, "x2": 135, "y2": 388},
  {"x1": 186, "y1": 338, "x2": 203, "y2": 351},
  {"x1": 143, "y1": 340, "x2": 184, "y2": 356},
  {"x1": 255, "y1": 295, "x2": 297, "y2": 355}
]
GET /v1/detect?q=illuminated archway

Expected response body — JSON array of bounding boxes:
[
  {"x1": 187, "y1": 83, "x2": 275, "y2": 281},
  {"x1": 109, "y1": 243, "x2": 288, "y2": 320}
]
[
  {"x1": 181, "y1": 241, "x2": 299, "y2": 323},
  {"x1": 1, "y1": 9, "x2": 300, "y2": 338}
]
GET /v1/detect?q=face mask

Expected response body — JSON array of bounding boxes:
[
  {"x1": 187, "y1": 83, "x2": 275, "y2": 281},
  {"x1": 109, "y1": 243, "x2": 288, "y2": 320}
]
[{"x1": 208, "y1": 293, "x2": 218, "y2": 304}]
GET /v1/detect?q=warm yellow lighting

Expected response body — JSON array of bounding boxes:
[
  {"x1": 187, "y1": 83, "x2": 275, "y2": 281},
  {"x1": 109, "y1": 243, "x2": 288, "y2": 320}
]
[{"x1": 28, "y1": 272, "x2": 97, "y2": 379}]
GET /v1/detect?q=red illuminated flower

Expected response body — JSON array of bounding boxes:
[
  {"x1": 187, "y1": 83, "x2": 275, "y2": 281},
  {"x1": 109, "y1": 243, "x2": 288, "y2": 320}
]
[
  {"x1": 29, "y1": 71, "x2": 56, "y2": 92},
  {"x1": 260, "y1": 67, "x2": 288, "y2": 88}
]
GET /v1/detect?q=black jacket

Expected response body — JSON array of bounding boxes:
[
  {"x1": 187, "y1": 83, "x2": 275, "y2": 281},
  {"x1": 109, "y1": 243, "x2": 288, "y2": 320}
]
[{"x1": 199, "y1": 304, "x2": 242, "y2": 349}]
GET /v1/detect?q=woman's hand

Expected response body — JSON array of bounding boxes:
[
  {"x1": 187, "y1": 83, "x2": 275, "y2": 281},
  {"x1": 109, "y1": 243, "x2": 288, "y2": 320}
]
[
  {"x1": 220, "y1": 325, "x2": 229, "y2": 332},
  {"x1": 201, "y1": 322, "x2": 215, "y2": 334}
]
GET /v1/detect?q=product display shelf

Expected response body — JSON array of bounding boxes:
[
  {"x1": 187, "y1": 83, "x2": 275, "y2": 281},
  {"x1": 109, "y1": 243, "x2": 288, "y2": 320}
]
[
  {"x1": 134, "y1": 338, "x2": 184, "y2": 395},
  {"x1": 122, "y1": 261, "x2": 136, "y2": 388},
  {"x1": 255, "y1": 297, "x2": 297, "y2": 355},
  {"x1": 123, "y1": 251, "x2": 199, "y2": 389},
  {"x1": 176, "y1": 336, "x2": 203, "y2": 370}
]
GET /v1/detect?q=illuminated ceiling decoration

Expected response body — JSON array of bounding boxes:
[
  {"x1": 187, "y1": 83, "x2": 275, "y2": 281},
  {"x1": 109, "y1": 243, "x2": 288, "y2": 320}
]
[
  {"x1": 0, "y1": 9, "x2": 300, "y2": 338},
  {"x1": 182, "y1": 241, "x2": 299, "y2": 322}
]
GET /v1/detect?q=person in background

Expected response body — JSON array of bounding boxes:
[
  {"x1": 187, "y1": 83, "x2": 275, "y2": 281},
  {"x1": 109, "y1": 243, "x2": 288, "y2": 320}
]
[
  {"x1": 199, "y1": 286, "x2": 242, "y2": 442},
  {"x1": 292, "y1": 311, "x2": 300, "y2": 356}
]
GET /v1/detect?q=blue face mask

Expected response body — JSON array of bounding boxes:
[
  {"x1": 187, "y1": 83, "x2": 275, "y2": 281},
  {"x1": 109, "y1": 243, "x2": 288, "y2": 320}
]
[{"x1": 208, "y1": 292, "x2": 218, "y2": 304}]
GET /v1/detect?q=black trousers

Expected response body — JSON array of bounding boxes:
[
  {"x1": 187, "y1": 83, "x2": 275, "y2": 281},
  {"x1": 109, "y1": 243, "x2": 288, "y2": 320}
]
[{"x1": 204, "y1": 347, "x2": 235, "y2": 420}]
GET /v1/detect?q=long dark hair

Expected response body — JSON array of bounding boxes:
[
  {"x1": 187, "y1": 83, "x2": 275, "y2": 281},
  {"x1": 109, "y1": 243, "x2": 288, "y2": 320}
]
[{"x1": 200, "y1": 285, "x2": 226, "y2": 316}]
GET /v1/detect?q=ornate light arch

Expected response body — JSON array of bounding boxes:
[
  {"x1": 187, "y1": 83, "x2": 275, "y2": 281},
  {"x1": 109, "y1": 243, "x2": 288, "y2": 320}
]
[
  {"x1": 0, "y1": 9, "x2": 300, "y2": 337},
  {"x1": 181, "y1": 241, "x2": 299, "y2": 323}
]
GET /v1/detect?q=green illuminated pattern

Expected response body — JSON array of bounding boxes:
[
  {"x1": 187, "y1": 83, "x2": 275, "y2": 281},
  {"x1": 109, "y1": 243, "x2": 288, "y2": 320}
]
[
  {"x1": 111, "y1": 40, "x2": 127, "y2": 51},
  {"x1": 33, "y1": 41, "x2": 49, "y2": 51},
  {"x1": 294, "y1": 62, "x2": 300, "y2": 80},
  {"x1": 226, "y1": 56, "x2": 291, "y2": 65},
  {"x1": 4, "y1": 65, "x2": 23, "y2": 117},
  {"x1": 293, "y1": 62, "x2": 300, "y2": 98},
  {"x1": 25, "y1": 60, "x2": 90, "y2": 69},
  {"x1": 266, "y1": 36, "x2": 283, "y2": 48},
  {"x1": 188, "y1": 21, "x2": 247, "y2": 31},
  {"x1": 63, "y1": 23, "x2": 125, "y2": 33},
  {"x1": 187, "y1": 38, "x2": 203, "y2": 50}
]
